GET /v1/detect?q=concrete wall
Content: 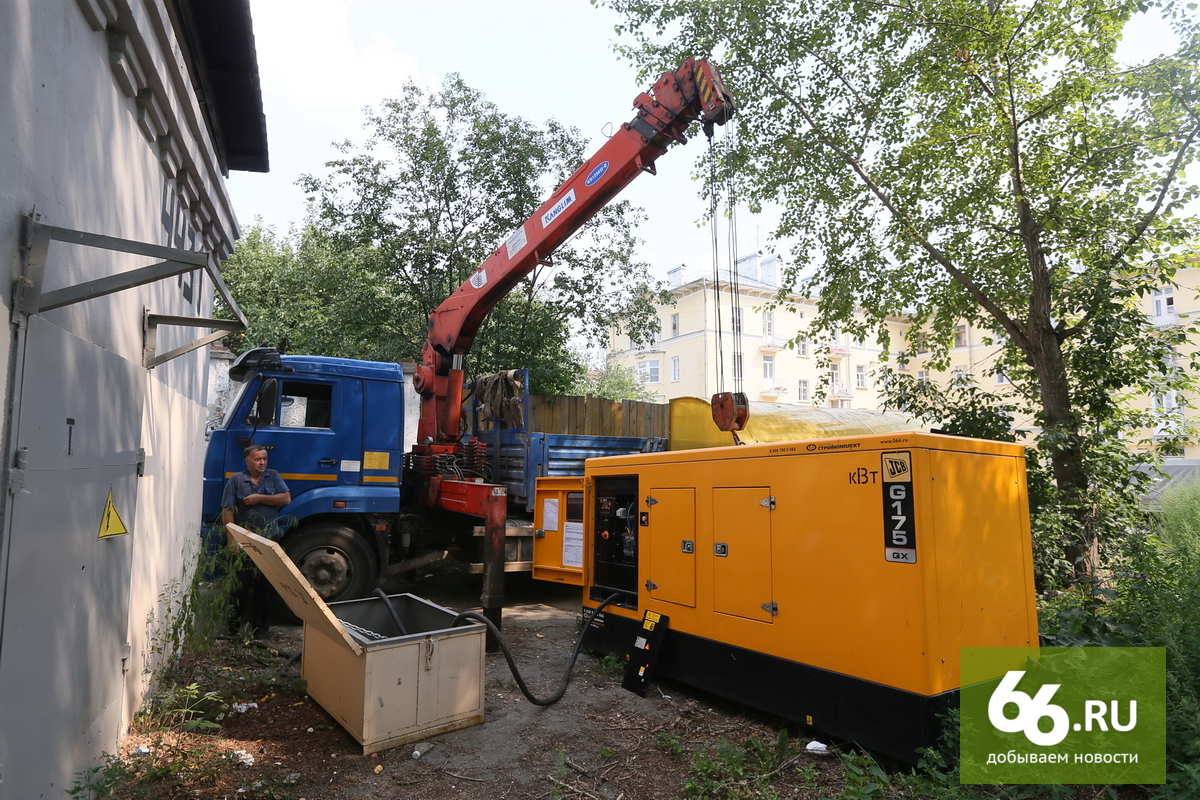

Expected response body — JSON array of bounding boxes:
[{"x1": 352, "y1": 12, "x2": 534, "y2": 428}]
[{"x1": 0, "y1": 1, "x2": 244, "y2": 794}]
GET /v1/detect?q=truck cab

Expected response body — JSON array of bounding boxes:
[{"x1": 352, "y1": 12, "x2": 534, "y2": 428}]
[{"x1": 203, "y1": 347, "x2": 407, "y2": 600}]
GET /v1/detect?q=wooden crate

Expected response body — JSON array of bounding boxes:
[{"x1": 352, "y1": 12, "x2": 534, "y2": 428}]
[{"x1": 227, "y1": 526, "x2": 486, "y2": 754}]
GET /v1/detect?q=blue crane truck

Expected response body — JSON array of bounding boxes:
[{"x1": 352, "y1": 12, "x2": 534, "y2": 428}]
[{"x1": 202, "y1": 347, "x2": 665, "y2": 601}]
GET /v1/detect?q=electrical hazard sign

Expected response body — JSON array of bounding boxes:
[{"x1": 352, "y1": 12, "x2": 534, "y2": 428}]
[{"x1": 98, "y1": 488, "x2": 129, "y2": 539}]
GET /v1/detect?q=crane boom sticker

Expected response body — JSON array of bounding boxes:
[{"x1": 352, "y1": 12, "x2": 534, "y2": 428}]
[
  {"x1": 881, "y1": 451, "x2": 915, "y2": 563},
  {"x1": 98, "y1": 487, "x2": 129, "y2": 538}
]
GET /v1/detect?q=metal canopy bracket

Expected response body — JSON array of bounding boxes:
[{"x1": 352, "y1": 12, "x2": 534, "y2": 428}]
[{"x1": 18, "y1": 217, "x2": 247, "y2": 368}]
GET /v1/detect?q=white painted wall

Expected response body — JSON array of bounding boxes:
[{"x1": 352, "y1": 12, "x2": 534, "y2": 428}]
[{"x1": 0, "y1": 1, "x2": 247, "y2": 794}]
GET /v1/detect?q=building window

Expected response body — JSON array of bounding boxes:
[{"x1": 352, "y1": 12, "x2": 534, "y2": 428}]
[
  {"x1": 917, "y1": 370, "x2": 930, "y2": 383},
  {"x1": 830, "y1": 363, "x2": 842, "y2": 393},
  {"x1": 954, "y1": 325, "x2": 967, "y2": 348},
  {"x1": 797, "y1": 338, "x2": 809, "y2": 357},
  {"x1": 638, "y1": 360, "x2": 661, "y2": 383},
  {"x1": 797, "y1": 379, "x2": 810, "y2": 402},
  {"x1": 733, "y1": 353, "x2": 744, "y2": 381},
  {"x1": 671, "y1": 356, "x2": 680, "y2": 382},
  {"x1": 952, "y1": 366, "x2": 969, "y2": 385},
  {"x1": 763, "y1": 355, "x2": 775, "y2": 381},
  {"x1": 670, "y1": 313, "x2": 680, "y2": 338},
  {"x1": 731, "y1": 307, "x2": 743, "y2": 335},
  {"x1": 855, "y1": 364, "x2": 868, "y2": 389},
  {"x1": 1153, "y1": 288, "x2": 1176, "y2": 319},
  {"x1": 762, "y1": 311, "x2": 774, "y2": 337},
  {"x1": 995, "y1": 369, "x2": 1009, "y2": 385}
]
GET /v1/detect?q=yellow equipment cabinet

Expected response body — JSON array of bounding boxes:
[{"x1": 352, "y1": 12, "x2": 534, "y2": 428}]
[{"x1": 534, "y1": 432, "x2": 1038, "y2": 763}]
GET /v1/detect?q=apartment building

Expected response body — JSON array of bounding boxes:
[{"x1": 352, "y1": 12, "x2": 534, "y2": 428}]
[
  {"x1": 613, "y1": 253, "x2": 903, "y2": 409},
  {"x1": 617, "y1": 255, "x2": 1200, "y2": 458}
]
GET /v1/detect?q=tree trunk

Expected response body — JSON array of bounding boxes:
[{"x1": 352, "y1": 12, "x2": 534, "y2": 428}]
[{"x1": 1026, "y1": 318, "x2": 1098, "y2": 578}]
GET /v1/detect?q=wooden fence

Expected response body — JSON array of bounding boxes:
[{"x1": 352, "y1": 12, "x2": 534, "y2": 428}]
[{"x1": 475, "y1": 394, "x2": 669, "y2": 439}]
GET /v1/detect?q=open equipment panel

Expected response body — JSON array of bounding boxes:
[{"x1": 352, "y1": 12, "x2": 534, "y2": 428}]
[{"x1": 533, "y1": 431, "x2": 1039, "y2": 763}]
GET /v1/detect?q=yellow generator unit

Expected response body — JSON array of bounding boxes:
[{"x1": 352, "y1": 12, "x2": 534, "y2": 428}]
[{"x1": 533, "y1": 432, "x2": 1038, "y2": 763}]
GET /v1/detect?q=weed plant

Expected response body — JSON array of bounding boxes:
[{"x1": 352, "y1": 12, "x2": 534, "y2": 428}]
[
  {"x1": 69, "y1": 525, "x2": 296, "y2": 799},
  {"x1": 1035, "y1": 476, "x2": 1200, "y2": 797},
  {"x1": 683, "y1": 729, "x2": 800, "y2": 799}
]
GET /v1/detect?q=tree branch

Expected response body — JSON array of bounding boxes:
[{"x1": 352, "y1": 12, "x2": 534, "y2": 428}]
[{"x1": 752, "y1": 61, "x2": 1030, "y2": 348}]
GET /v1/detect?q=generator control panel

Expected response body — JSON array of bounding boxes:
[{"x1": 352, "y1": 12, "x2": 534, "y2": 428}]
[{"x1": 590, "y1": 475, "x2": 639, "y2": 607}]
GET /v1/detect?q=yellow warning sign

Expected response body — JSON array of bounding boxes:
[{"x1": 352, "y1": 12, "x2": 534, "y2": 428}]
[
  {"x1": 98, "y1": 488, "x2": 129, "y2": 539},
  {"x1": 363, "y1": 451, "x2": 390, "y2": 470}
]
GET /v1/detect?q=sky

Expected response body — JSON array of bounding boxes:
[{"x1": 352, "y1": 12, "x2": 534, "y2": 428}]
[
  {"x1": 225, "y1": 0, "x2": 765, "y2": 284},
  {"x1": 226, "y1": 0, "x2": 1175, "y2": 288}
]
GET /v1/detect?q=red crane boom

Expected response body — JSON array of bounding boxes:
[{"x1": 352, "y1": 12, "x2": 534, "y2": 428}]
[
  {"x1": 407, "y1": 59, "x2": 736, "y2": 628},
  {"x1": 412, "y1": 58, "x2": 735, "y2": 446}
]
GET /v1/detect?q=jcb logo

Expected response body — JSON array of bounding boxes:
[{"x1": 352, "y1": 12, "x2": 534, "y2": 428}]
[{"x1": 883, "y1": 456, "x2": 910, "y2": 479}]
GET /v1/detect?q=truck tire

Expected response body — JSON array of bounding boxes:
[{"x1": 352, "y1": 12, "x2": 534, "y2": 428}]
[{"x1": 284, "y1": 523, "x2": 378, "y2": 602}]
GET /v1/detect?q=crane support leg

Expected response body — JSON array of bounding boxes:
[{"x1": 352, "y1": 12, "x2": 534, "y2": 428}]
[
  {"x1": 431, "y1": 478, "x2": 509, "y2": 643},
  {"x1": 480, "y1": 490, "x2": 506, "y2": 641}
]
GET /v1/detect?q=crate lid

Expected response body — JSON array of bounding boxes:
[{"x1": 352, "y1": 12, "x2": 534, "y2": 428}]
[{"x1": 227, "y1": 524, "x2": 364, "y2": 656}]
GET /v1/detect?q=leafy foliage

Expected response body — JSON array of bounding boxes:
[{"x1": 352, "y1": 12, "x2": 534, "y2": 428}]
[
  {"x1": 1031, "y1": 475, "x2": 1200, "y2": 797},
  {"x1": 217, "y1": 75, "x2": 665, "y2": 394},
  {"x1": 569, "y1": 351, "x2": 656, "y2": 401},
  {"x1": 603, "y1": 0, "x2": 1200, "y2": 575}
]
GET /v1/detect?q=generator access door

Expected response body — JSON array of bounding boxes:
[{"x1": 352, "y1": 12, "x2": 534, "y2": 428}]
[
  {"x1": 712, "y1": 486, "x2": 775, "y2": 623},
  {"x1": 532, "y1": 476, "x2": 585, "y2": 585},
  {"x1": 644, "y1": 488, "x2": 696, "y2": 607}
]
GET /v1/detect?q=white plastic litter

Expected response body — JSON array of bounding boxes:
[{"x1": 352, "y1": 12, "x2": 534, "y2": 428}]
[
  {"x1": 805, "y1": 740, "x2": 828, "y2": 752},
  {"x1": 233, "y1": 750, "x2": 255, "y2": 766},
  {"x1": 232, "y1": 702, "x2": 258, "y2": 713},
  {"x1": 412, "y1": 742, "x2": 436, "y2": 759}
]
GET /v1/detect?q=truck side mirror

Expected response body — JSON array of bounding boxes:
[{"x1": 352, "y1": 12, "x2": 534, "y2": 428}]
[{"x1": 251, "y1": 378, "x2": 278, "y2": 426}]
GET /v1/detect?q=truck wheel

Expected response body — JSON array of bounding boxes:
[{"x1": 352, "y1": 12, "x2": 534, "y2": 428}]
[{"x1": 284, "y1": 524, "x2": 378, "y2": 602}]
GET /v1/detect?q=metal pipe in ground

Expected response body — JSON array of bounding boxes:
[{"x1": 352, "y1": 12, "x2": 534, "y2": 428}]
[{"x1": 382, "y1": 549, "x2": 450, "y2": 577}]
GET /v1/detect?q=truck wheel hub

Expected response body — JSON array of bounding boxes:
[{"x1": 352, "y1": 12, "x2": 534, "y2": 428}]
[{"x1": 299, "y1": 549, "x2": 350, "y2": 597}]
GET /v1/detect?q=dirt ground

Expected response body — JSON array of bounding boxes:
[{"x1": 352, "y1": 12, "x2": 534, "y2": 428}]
[
  {"x1": 135, "y1": 567, "x2": 849, "y2": 799},
  {"x1": 111, "y1": 566, "x2": 1156, "y2": 800}
]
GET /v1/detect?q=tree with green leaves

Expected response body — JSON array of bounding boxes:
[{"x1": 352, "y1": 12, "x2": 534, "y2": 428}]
[
  {"x1": 255, "y1": 74, "x2": 663, "y2": 394},
  {"x1": 570, "y1": 351, "x2": 657, "y2": 402},
  {"x1": 604, "y1": 0, "x2": 1200, "y2": 578}
]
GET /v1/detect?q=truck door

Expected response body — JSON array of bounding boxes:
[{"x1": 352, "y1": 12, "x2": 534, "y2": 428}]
[
  {"x1": 225, "y1": 377, "x2": 365, "y2": 505},
  {"x1": 532, "y1": 476, "x2": 585, "y2": 586}
]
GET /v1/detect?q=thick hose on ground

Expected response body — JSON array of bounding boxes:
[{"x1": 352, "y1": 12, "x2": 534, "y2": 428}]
[
  {"x1": 450, "y1": 592, "x2": 624, "y2": 707},
  {"x1": 374, "y1": 588, "x2": 410, "y2": 637}
]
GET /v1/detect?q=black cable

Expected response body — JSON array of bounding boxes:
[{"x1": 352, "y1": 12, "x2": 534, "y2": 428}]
[
  {"x1": 374, "y1": 588, "x2": 410, "y2": 637},
  {"x1": 449, "y1": 591, "x2": 625, "y2": 707}
]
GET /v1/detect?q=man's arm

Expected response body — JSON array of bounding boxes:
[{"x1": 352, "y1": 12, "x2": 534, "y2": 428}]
[{"x1": 247, "y1": 491, "x2": 291, "y2": 507}]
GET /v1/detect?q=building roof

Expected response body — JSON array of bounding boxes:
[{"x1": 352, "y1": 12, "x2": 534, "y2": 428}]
[{"x1": 170, "y1": 0, "x2": 269, "y2": 173}]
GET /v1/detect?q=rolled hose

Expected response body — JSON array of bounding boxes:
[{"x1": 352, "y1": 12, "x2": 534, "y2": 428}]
[
  {"x1": 450, "y1": 591, "x2": 624, "y2": 707},
  {"x1": 374, "y1": 587, "x2": 410, "y2": 637}
]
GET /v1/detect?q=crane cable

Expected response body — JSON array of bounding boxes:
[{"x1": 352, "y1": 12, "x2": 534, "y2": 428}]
[
  {"x1": 725, "y1": 126, "x2": 743, "y2": 395},
  {"x1": 708, "y1": 123, "x2": 742, "y2": 396},
  {"x1": 708, "y1": 133, "x2": 726, "y2": 394}
]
